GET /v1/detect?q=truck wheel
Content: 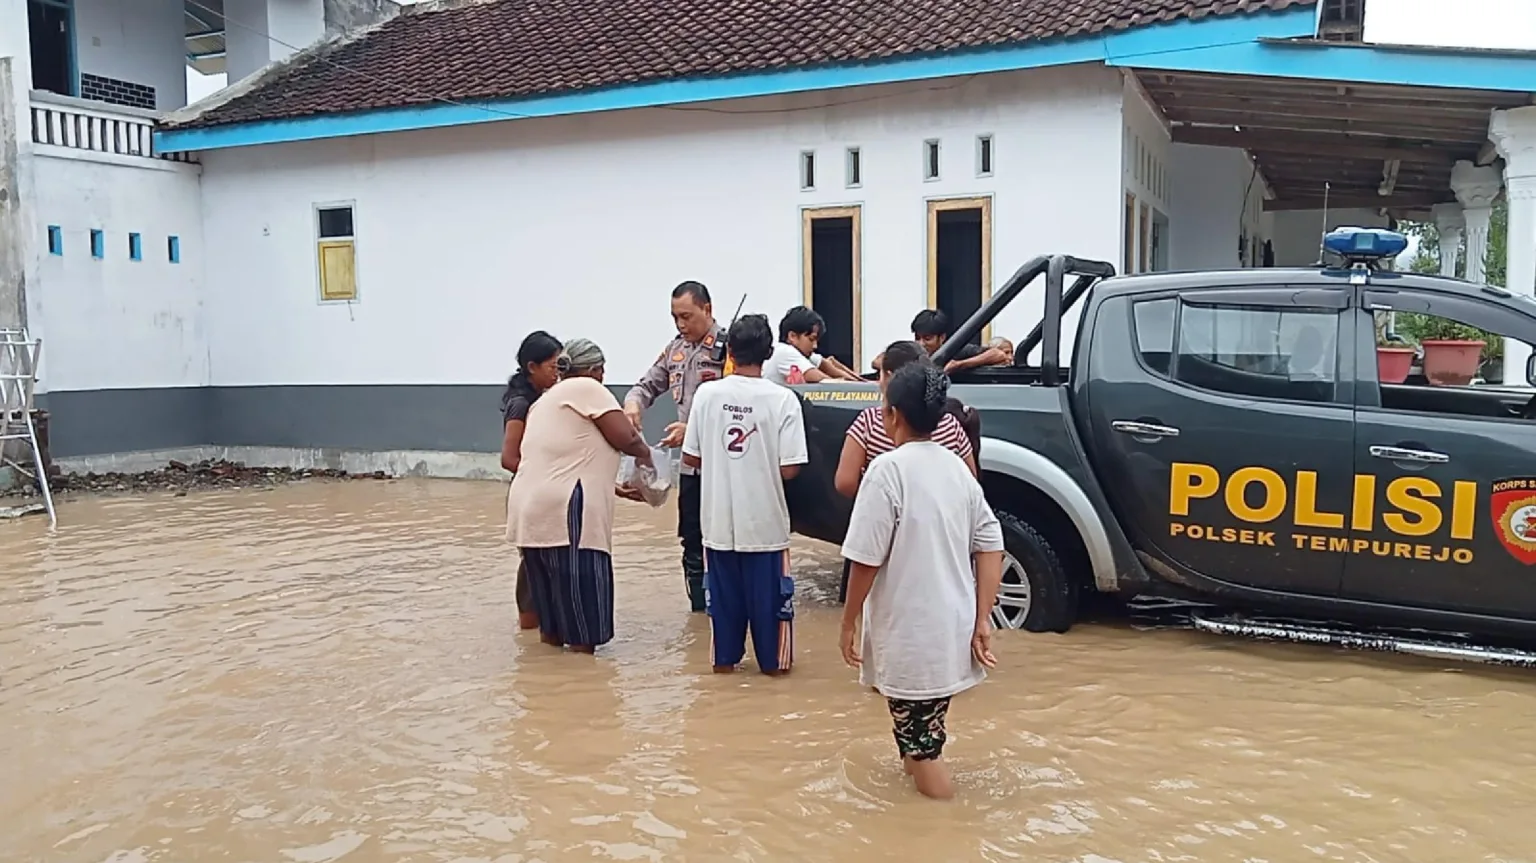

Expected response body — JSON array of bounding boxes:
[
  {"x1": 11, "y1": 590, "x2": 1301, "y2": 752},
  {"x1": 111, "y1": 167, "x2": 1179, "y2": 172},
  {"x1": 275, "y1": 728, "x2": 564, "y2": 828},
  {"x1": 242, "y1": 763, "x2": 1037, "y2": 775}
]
[{"x1": 994, "y1": 510, "x2": 1078, "y2": 634}]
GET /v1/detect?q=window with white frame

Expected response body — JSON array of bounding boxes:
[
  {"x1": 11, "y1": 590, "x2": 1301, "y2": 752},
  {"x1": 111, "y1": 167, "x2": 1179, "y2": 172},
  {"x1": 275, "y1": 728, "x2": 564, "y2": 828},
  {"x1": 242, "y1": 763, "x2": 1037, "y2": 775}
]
[
  {"x1": 315, "y1": 204, "x2": 358, "y2": 302},
  {"x1": 923, "y1": 139, "x2": 940, "y2": 181}
]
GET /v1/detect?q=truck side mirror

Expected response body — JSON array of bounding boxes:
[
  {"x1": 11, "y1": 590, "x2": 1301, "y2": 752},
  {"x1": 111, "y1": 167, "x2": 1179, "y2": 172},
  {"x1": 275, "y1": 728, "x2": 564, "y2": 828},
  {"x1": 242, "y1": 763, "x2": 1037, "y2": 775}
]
[{"x1": 1526, "y1": 352, "x2": 1536, "y2": 388}]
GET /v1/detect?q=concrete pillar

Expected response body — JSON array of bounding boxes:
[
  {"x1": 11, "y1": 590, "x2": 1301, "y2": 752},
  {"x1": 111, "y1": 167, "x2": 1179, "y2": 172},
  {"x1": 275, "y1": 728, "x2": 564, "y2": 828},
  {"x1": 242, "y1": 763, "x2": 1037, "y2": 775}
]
[
  {"x1": 1489, "y1": 107, "x2": 1536, "y2": 385},
  {"x1": 1431, "y1": 202, "x2": 1464, "y2": 278},
  {"x1": 0, "y1": 0, "x2": 32, "y2": 145},
  {"x1": 0, "y1": 59, "x2": 25, "y2": 332},
  {"x1": 1451, "y1": 160, "x2": 1502, "y2": 286}
]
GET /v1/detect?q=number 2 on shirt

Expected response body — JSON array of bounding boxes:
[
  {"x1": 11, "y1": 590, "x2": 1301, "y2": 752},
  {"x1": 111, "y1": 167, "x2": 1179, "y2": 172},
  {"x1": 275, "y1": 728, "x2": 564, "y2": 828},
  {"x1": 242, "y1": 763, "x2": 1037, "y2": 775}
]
[{"x1": 724, "y1": 423, "x2": 759, "y2": 458}]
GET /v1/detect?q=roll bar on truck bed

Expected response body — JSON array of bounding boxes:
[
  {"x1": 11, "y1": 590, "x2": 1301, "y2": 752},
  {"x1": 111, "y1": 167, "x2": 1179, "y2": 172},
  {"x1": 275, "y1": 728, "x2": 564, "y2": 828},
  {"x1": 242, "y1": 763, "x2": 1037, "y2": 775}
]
[{"x1": 931, "y1": 255, "x2": 1117, "y2": 386}]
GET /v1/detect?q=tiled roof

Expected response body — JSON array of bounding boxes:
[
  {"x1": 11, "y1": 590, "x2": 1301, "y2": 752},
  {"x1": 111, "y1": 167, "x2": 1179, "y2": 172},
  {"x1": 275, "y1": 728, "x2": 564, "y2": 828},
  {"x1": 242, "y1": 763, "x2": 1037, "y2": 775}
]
[{"x1": 168, "y1": 0, "x2": 1315, "y2": 130}]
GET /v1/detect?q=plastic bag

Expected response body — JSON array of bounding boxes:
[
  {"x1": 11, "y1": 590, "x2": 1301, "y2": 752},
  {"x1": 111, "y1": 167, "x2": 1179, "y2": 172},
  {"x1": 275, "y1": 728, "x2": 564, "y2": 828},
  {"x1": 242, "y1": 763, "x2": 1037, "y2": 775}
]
[{"x1": 617, "y1": 444, "x2": 673, "y2": 508}]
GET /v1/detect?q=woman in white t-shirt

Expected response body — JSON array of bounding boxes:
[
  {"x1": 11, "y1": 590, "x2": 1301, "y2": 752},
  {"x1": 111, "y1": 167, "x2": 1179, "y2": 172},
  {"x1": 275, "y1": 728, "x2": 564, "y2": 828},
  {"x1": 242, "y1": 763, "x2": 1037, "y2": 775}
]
[
  {"x1": 833, "y1": 339, "x2": 977, "y2": 607},
  {"x1": 839, "y1": 363, "x2": 1005, "y2": 800}
]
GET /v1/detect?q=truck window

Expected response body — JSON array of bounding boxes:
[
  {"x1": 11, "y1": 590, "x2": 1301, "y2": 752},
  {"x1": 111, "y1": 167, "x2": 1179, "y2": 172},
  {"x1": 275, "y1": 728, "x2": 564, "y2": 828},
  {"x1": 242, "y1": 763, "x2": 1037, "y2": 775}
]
[
  {"x1": 1133, "y1": 298, "x2": 1175, "y2": 375},
  {"x1": 1174, "y1": 304, "x2": 1339, "y2": 403},
  {"x1": 1371, "y1": 301, "x2": 1536, "y2": 420}
]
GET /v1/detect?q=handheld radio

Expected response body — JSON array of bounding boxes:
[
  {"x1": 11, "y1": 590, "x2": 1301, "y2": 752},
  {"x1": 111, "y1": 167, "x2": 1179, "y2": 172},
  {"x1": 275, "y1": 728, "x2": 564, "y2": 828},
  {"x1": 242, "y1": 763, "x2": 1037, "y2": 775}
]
[{"x1": 713, "y1": 295, "x2": 747, "y2": 370}]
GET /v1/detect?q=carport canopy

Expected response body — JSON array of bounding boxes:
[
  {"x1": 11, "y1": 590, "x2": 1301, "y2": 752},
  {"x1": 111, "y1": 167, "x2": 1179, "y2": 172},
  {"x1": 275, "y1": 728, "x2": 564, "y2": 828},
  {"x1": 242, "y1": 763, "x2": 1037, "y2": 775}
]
[{"x1": 1135, "y1": 67, "x2": 1531, "y2": 216}]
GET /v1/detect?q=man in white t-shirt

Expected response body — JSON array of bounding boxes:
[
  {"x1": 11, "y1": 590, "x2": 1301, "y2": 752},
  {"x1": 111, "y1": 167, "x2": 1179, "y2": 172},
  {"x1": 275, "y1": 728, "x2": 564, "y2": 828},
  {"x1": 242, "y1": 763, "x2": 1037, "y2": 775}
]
[
  {"x1": 683, "y1": 313, "x2": 809, "y2": 675},
  {"x1": 764, "y1": 306, "x2": 863, "y2": 385}
]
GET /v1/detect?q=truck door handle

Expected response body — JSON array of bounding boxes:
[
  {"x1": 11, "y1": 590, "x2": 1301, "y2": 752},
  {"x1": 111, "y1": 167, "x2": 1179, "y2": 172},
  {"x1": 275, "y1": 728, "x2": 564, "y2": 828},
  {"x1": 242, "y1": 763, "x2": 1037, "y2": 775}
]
[
  {"x1": 1111, "y1": 420, "x2": 1180, "y2": 438},
  {"x1": 1369, "y1": 445, "x2": 1450, "y2": 464}
]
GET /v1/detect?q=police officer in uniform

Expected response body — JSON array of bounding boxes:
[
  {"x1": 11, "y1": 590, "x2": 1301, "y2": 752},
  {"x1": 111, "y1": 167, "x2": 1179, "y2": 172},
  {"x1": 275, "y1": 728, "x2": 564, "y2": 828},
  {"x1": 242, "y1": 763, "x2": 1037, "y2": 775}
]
[{"x1": 624, "y1": 281, "x2": 729, "y2": 612}]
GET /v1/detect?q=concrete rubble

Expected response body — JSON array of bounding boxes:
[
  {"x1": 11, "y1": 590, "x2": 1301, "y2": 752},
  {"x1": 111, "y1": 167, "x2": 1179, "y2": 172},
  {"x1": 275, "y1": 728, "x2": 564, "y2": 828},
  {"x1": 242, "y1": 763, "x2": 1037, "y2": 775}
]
[{"x1": 0, "y1": 458, "x2": 388, "y2": 501}]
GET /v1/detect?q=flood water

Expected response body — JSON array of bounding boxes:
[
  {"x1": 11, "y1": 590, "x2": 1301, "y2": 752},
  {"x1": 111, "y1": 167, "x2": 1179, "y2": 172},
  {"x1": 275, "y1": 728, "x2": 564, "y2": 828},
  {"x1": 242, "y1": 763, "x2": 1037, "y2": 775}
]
[{"x1": 4, "y1": 479, "x2": 1536, "y2": 862}]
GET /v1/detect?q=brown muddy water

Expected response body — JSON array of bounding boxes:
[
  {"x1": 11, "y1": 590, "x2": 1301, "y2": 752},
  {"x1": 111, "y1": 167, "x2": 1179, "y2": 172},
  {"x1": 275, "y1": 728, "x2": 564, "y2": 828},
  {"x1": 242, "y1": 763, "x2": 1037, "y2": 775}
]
[{"x1": 3, "y1": 479, "x2": 1536, "y2": 863}]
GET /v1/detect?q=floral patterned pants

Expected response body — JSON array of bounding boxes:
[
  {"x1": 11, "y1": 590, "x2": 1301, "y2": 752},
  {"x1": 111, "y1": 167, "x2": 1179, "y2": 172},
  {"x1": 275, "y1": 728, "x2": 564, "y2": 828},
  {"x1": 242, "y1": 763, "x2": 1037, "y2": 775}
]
[{"x1": 887, "y1": 697, "x2": 951, "y2": 761}]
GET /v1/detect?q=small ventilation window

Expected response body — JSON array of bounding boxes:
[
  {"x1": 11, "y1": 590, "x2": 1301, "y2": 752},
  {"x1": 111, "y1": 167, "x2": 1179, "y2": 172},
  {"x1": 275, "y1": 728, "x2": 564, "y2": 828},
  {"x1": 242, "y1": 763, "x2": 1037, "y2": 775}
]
[
  {"x1": 799, "y1": 150, "x2": 816, "y2": 191},
  {"x1": 90, "y1": 229, "x2": 104, "y2": 260},
  {"x1": 168, "y1": 235, "x2": 181, "y2": 264},
  {"x1": 923, "y1": 139, "x2": 940, "y2": 181},
  {"x1": 845, "y1": 147, "x2": 861, "y2": 188},
  {"x1": 128, "y1": 232, "x2": 142, "y2": 261},
  {"x1": 46, "y1": 225, "x2": 62, "y2": 256},
  {"x1": 976, "y1": 135, "x2": 994, "y2": 177}
]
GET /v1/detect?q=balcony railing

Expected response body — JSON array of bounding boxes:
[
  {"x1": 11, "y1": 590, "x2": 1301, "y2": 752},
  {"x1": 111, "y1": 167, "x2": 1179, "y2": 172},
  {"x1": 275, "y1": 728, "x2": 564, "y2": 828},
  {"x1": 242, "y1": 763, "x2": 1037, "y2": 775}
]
[{"x1": 28, "y1": 91, "x2": 196, "y2": 164}]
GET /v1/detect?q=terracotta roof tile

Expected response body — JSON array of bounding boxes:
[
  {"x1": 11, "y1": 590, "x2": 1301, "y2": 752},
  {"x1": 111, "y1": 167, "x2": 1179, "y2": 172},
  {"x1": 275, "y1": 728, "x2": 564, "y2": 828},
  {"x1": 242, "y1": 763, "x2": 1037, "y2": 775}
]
[{"x1": 169, "y1": 0, "x2": 1316, "y2": 130}]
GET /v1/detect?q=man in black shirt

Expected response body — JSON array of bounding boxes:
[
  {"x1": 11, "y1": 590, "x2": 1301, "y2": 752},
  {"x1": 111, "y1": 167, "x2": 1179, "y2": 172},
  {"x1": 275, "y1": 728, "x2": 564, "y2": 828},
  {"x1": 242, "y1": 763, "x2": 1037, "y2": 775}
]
[{"x1": 910, "y1": 309, "x2": 1010, "y2": 374}]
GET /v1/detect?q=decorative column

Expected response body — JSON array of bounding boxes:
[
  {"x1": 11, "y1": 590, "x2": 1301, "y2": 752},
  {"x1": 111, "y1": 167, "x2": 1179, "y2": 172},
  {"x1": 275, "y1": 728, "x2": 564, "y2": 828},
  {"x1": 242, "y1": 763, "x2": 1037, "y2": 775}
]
[
  {"x1": 1450, "y1": 160, "x2": 1502, "y2": 286},
  {"x1": 1489, "y1": 107, "x2": 1536, "y2": 384},
  {"x1": 1431, "y1": 202, "x2": 1464, "y2": 277}
]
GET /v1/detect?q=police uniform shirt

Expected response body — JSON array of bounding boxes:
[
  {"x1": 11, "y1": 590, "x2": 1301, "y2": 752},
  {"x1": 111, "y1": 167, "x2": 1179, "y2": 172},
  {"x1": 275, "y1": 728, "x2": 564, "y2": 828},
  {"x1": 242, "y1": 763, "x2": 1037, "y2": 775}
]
[{"x1": 625, "y1": 324, "x2": 729, "y2": 426}]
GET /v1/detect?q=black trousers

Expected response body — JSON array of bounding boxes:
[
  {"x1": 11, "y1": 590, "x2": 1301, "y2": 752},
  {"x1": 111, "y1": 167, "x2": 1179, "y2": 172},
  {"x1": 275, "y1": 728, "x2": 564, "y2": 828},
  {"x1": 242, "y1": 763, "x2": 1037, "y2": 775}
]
[{"x1": 678, "y1": 473, "x2": 705, "y2": 605}]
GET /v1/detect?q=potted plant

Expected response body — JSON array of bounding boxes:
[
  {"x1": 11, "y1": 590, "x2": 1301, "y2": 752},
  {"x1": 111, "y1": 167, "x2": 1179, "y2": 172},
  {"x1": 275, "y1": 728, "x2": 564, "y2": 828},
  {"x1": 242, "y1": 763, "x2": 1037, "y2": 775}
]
[
  {"x1": 1374, "y1": 312, "x2": 1415, "y2": 384},
  {"x1": 1396, "y1": 313, "x2": 1499, "y2": 386}
]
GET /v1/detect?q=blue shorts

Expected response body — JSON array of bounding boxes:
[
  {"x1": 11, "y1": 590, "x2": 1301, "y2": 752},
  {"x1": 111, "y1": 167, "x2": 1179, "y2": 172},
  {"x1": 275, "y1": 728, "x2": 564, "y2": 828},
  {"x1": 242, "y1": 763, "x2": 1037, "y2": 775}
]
[{"x1": 705, "y1": 549, "x2": 794, "y2": 673}]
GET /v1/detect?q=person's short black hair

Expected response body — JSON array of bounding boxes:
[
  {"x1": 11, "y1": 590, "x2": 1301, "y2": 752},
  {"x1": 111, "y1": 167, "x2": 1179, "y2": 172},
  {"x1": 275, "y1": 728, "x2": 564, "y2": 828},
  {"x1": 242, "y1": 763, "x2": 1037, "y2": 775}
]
[
  {"x1": 779, "y1": 306, "x2": 825, "y2": 342},
  {"x1": 885, "y1": 363, "x2": 950, "y2": 436},
  {"x1": 910, "y1": 309, "x2": 950, "y2": 338},
  {"x1": 880, "y1": 339, "x2": 929, "y2": 375},
  {"x1": 727, "y1": 313, "x2": 775, "y2": 367},
  {"x1": 672, "y1": 280, "x2": 712, "y2": 306}
]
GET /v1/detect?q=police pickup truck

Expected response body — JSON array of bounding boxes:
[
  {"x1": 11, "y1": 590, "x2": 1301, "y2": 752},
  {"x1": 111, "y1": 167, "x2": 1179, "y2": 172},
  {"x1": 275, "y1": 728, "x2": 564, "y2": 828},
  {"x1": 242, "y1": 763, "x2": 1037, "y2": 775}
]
[{"x1": 785, "y1": 228, "x2": 1536, "y2": 661}]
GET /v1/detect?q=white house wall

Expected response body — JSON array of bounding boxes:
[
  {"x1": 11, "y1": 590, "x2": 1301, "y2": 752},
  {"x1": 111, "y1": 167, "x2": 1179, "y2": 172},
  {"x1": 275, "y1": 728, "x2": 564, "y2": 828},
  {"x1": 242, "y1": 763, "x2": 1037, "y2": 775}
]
[
  {"x1": 1167, "y1": 142, "x2": 1270, "y2": 271},
  {"x1": 25, "y1": 64, "x2": 1129, "y2": 459},
  {"x1": 73, "y1": 0, "x2": 187, "y2": 110},
  {"x1": 28, "y1": 150, "x2": 208, "y2": 392},
  {"x1": 197, "y1": 65, "x2": 1126, "y2": 392}
]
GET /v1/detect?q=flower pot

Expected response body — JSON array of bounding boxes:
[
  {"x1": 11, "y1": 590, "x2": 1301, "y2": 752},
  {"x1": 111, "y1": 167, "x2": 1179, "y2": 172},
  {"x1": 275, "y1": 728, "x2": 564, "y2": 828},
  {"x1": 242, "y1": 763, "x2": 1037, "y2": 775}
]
[
  {"x1": 1420, "y1": 339, "x2": 1485, "y2": 386},
  {"x1": 1376, "y1": 347, "x2": 1415, "y2": 384}
]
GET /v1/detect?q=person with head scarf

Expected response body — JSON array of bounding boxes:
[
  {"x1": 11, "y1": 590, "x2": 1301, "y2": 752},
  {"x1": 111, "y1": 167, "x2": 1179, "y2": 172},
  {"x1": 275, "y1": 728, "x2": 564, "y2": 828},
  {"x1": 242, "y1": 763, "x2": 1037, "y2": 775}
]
[{"x1": 506, "y1": 339, "x2": 654, "y2": 653}]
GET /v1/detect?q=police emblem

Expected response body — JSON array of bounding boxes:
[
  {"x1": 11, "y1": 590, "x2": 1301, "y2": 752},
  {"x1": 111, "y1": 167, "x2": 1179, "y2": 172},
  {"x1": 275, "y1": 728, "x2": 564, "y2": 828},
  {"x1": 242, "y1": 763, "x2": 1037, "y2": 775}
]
[{"x1": 1491, "y1": 477, "x2": 1536, "y2": 565}]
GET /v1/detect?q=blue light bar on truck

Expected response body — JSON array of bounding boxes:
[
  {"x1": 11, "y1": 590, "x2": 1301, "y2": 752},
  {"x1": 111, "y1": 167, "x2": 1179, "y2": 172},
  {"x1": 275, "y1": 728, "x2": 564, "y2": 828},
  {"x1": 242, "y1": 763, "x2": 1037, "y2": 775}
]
[{"x1": 1322, "y1": 227, "x2": 1409, "y2": 262}]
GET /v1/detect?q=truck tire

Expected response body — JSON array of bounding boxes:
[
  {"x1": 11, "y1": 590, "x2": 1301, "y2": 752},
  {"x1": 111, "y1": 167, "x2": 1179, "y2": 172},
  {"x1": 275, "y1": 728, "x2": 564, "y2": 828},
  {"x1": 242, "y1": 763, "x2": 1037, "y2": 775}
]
[{"x1": 994, "y1": 510, "x2": 1078, "y2": 634}]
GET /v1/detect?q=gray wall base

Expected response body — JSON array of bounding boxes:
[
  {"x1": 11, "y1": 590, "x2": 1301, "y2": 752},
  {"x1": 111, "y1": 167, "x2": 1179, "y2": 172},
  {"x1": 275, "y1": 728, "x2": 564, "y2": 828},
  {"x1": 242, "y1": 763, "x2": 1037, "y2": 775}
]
[{"x1": 37, "y1": 384, "x2": 683, "y2": 474}]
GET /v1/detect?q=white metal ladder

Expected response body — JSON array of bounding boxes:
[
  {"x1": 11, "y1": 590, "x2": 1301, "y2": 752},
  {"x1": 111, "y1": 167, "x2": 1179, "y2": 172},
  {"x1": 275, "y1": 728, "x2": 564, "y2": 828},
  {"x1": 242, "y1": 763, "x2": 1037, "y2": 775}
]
[{"x1": 0, "y1": 329, "x2": 56, "y2": 529}]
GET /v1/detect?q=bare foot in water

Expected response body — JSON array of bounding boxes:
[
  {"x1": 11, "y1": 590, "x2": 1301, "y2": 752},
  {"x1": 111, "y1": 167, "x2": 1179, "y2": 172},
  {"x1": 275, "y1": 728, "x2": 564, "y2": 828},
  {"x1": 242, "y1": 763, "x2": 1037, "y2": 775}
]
[{"x1": 518, "y1": 612, "x2": 540, "y2": 631}]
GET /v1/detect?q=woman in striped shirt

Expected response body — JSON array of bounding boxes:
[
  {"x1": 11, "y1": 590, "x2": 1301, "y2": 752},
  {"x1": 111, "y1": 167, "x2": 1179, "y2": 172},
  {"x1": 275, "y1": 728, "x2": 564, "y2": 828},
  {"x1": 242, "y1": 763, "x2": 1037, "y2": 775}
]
[{"x1": 834, "y1": 340, "x2": 978, "y2": 603}]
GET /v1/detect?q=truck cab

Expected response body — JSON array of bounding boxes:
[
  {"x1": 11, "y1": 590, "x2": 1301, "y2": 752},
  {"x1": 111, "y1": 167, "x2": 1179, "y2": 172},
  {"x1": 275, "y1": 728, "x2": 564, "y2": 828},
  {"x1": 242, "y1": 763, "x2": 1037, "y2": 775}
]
[{"x1": 787, "y1": 229, "x2": 1536, "y2": 644}]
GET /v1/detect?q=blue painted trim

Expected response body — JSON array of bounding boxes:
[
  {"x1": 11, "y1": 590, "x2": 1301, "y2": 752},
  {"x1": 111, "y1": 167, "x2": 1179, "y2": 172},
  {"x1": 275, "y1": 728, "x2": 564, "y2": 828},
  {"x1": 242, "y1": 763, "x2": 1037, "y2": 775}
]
[
  {"x1": 128, "y1": 232, "x2": 142, "y2": 262},
  {"x1": 155, "y1": 6, "x2": 1317, "y2": 152},
  {"x1": 168, "y1": 235, "x2": 181, "y2": 264},
  {"x1": 89, "y1": 229, "x2": 104, "y2": 260},
  {"x1": 1108, "y1": 37, "x2": 1536, "y2": 91},
  {"x1": 46, "y1": 225, "x2": 63, "y2": 256}
]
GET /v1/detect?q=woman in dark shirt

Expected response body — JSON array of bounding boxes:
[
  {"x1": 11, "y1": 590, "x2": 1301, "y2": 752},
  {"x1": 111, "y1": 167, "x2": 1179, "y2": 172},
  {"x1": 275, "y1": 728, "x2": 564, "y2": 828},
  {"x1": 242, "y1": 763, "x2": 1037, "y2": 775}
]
[{"x1": 502, "y1": 330, "x2": 563, "y2": 630}]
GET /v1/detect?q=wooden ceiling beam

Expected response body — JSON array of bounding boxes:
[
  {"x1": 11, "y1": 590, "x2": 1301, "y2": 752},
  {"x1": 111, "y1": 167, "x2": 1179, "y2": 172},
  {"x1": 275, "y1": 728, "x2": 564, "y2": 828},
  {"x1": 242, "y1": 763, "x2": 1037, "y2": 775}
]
[
  {"x1": 1138, "y1": 72, "x2": 1525, "y2": 105},
  {"x1": 1164, "y1": 112, "x2": 1486, "y2": 143},
  {"x1": 1149, "y1": 89, "x2": 1502, "y2": 117},
  {"x1": 1167, "y1": 115, "x2": 1480, "y2": 144},
  {"x1": 1158, "y1": 100, "x2": 1491, "y2": 127},
  {"x1": 1169, "y1": 125, "x2": 1464, "y2": 164},
  {"x1": 1264, "y1": 191, "x2": 1451, "y2": 211}
]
